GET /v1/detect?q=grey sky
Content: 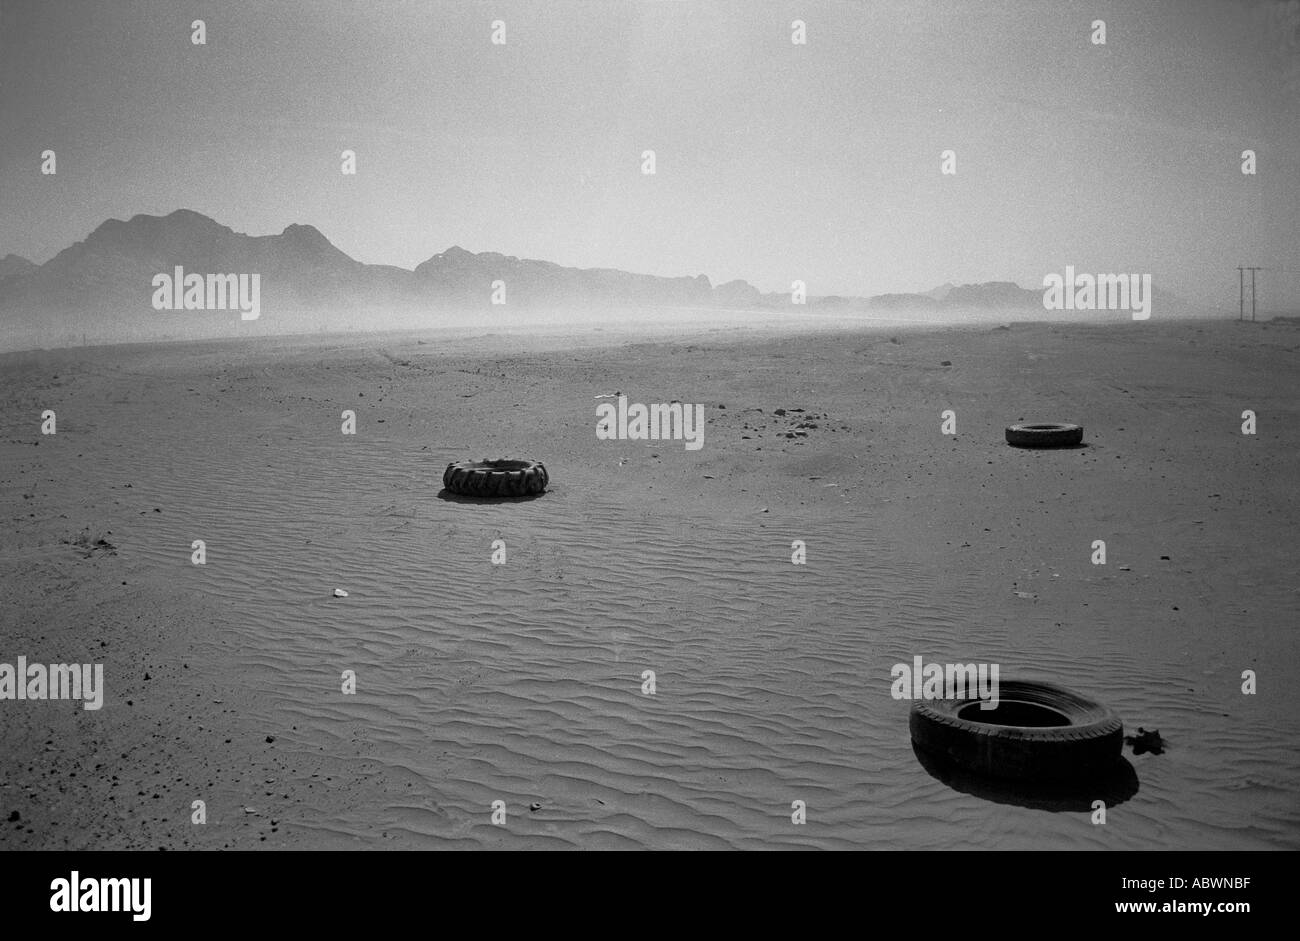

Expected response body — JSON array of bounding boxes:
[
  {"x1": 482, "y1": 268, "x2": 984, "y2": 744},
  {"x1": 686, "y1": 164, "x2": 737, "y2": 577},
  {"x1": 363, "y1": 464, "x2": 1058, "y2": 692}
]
[{"x1": 2, "y1": 0, "x2": 1297, "y2": 306}]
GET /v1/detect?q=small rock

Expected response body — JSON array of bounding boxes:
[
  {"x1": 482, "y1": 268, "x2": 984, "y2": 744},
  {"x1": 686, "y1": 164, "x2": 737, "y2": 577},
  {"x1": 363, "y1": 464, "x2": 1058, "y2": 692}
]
[
  {"x1": 265, "y1": 736, "x2": 276, "y2": 744},
  {"x1": 7, "y1": 811, "x2": 19, "y2": 823},
  {"x1": 333, "y1": 588, "x2": 349, "y2": 598},
  {"x1": 940, "y1": 360, "x2": 952, "y2": 366}
]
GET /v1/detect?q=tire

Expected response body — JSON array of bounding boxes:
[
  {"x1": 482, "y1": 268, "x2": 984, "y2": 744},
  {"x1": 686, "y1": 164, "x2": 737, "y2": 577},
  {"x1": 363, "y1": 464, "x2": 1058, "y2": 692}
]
[
  {"x1": 909, "y1": 680, "x2": 1122, "y2": 781},
  {"x1": 1005, "y1": 422, "x2": 1083, "y2": 448},
  {"x1": 442, "y1": 459, "x2": 548, "y2": 498}
]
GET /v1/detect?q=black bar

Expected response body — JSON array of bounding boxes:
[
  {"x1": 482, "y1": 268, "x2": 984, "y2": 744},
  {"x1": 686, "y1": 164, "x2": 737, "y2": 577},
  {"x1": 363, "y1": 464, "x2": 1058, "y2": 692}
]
[{"x1": 0, "y1": 850, "x2": 1285, "y2": 928}]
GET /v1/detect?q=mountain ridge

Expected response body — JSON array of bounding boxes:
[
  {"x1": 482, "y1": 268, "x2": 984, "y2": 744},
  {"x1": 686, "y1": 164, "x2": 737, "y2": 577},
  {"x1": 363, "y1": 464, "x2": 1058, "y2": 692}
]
[{"x1": 0, "y1": 210, "x2": 1216, "y2": 350}]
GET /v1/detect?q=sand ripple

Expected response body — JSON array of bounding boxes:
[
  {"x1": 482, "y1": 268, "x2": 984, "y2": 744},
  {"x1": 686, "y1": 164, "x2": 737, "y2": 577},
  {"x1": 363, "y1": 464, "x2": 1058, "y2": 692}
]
[{"x1": 95, "y1": 428, "x2": 1298, "y2": 849}]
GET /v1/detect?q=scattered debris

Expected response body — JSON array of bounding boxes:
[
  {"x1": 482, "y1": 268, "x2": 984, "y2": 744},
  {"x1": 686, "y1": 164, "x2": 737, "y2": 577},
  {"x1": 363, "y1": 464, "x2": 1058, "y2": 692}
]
[
  {"x1": 65, "y1": 531, "x2": 117, "y2": 558},
  {"x1": 1125, "y1": 728, "x2": 1165, "y2": 755}
]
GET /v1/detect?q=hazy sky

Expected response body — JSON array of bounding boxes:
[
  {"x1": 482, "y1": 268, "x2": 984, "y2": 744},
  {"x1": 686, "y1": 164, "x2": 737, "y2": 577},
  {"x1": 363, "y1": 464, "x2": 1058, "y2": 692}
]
[{"x1": 2, "y1": 0, "x2": 1297, "y2": 306}]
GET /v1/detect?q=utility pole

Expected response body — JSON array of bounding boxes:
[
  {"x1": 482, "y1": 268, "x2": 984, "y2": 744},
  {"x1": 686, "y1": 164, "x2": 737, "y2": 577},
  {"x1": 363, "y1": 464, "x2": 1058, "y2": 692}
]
[{"x1": 1237, "y1": 266, "x2": 1262, "y2": 321}]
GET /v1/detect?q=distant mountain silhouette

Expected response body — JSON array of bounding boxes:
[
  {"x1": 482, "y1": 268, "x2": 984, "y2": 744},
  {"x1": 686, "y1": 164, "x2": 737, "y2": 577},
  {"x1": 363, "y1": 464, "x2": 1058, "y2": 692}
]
[
  {"x1": 0, "y1": 254, "x2": 35, "y2": 282},
  {"x1": 5, "y1": 210, "x2": 411, "y2": 312},
  {"x1": 0, "y1": 210, "x2": 1217, "y2": 350},
  {"x1": 867, "y1": 281, "x2": 1040, "y2": 312},
  {"x1": 413, "y1": 244, "x2": 715, "y2": 306},
  {"x1": 0, "y1": 210, "x2": 745, "y2": 347},
  {"x1": 942, "y1": 281, "x2": 1042, "y2": 308},
  {"x1": 862, "y1": 278, "x2": 1206, "y2": 319}
]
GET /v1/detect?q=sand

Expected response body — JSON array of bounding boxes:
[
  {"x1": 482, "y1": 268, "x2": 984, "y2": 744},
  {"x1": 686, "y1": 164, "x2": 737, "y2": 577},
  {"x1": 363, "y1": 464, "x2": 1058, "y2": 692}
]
[{"x1": 1, "y1": 317, "x2": 1297, "y2": 849}]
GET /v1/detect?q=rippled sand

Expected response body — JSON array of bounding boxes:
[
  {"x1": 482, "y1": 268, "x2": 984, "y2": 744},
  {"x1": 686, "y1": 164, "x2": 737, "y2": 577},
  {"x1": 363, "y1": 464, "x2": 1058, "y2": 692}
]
[{"x1": 2, "y1": 318, "x2": 1297, "y2": 849}]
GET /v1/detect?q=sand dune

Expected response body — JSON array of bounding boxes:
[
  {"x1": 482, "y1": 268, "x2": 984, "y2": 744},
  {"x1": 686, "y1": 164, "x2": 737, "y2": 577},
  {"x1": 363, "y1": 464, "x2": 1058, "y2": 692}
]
[{"x1": 1, "y1": 318, "x2": 1297, "y2": 849}]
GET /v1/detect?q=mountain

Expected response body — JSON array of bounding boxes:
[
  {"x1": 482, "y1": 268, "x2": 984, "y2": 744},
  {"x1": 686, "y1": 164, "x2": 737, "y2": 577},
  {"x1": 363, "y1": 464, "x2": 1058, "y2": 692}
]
[
  {"x1": 0, "y1": 209, "x2": 1220, "y2": 351},
  {"x1": 10, "y1": 209, "x2": 413, "y2": 309},
  {"x1": 413, "y1": 245, "x2": 716, "y2": 307},
  {"x1": 866, "y1": 279, "x2": 1214, "y2": 319},
  {"x1": 863, "y1": 281, "x2": 1040, "y2": 313},
  {"x1": 0, "y1": 210, "x2": 762, "y2": 348},
  {"x1": 0, "y1": 254, "x2": 35, "y2": 282},
  {"x1": 940, "y1": 281, "x2": 1041, "y2": 308}
]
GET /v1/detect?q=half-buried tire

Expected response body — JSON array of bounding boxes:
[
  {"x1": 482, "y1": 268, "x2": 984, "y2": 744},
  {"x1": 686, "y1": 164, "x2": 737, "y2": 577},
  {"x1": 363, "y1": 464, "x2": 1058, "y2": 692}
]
[
  {"x1": 443, "y1": 459, "x2": 549, "y2": 498},
  {"x1": 909, "y1": 680, "x2": 1122, "y2": 782},
  {"x1": 1005, "y1": 422, "x2": 1083, "y2": 448}
]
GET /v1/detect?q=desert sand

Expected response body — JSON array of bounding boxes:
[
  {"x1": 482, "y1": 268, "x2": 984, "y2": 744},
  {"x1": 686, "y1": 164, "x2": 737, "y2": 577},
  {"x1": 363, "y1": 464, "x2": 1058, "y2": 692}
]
[{"x1": 1, "y1": 316, "x2": 1297, "y2": 849}]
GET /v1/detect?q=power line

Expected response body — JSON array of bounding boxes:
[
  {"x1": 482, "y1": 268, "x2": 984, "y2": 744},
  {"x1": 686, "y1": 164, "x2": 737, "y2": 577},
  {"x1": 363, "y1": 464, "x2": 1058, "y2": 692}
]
[{"x1": 1237, "y1": 266, "x2": 1263, "y2": 321}]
